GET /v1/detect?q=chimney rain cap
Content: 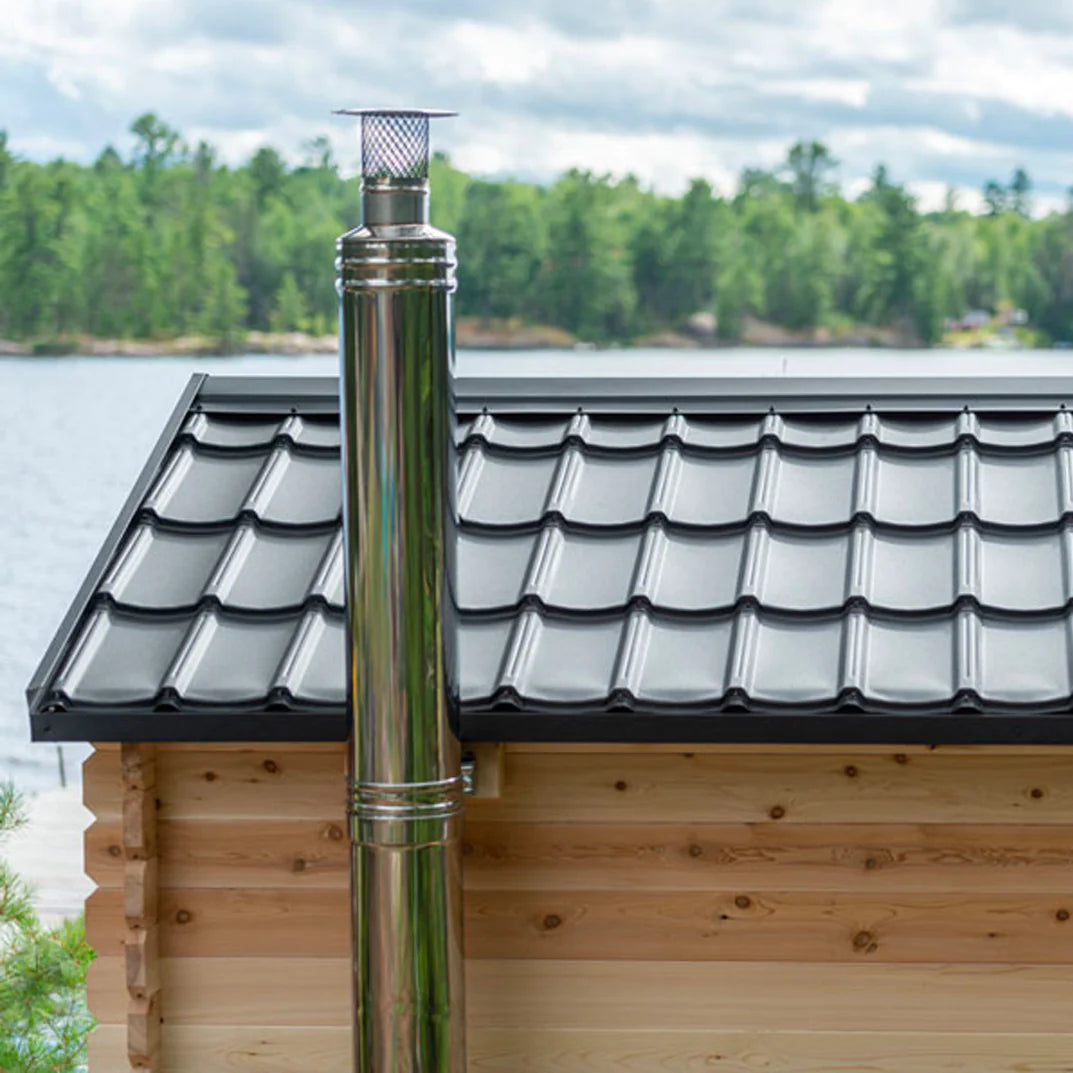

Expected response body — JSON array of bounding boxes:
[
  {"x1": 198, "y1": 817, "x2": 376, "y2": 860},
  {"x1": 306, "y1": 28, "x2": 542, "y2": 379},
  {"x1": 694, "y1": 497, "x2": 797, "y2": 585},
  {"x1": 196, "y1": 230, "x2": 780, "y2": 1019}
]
[{"x1": 334, "y1": 108, "x2": 456, "y2": 182}]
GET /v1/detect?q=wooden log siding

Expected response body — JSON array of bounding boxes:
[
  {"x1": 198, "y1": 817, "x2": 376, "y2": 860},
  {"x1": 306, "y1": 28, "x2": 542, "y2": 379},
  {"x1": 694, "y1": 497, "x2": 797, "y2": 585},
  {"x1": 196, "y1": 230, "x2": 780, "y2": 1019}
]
[{"x1": 84, "y1": 742, "x2": 1073, "y2": 1072}]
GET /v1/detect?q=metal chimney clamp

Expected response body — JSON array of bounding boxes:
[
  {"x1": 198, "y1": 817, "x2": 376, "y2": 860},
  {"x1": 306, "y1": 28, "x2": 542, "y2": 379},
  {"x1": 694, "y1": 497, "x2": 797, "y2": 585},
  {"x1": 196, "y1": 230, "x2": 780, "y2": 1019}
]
[{"x1": 461, "y1": 751, "x2": 477, "y2": 796}]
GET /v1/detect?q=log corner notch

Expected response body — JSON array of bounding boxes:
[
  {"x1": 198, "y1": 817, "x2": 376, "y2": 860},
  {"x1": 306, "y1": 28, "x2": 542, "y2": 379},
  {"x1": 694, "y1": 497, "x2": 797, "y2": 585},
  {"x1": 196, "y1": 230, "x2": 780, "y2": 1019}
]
[{"x1": 121, "y1": 744, "x2": 161, "y2": 1071}]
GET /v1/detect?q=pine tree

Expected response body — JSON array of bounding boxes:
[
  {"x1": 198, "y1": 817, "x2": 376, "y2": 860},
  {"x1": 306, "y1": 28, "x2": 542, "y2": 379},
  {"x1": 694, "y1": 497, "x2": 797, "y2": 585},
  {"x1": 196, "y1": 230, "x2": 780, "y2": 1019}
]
[{"x1": 0, "y1": 782, "x2": 95, "y2": 1073}]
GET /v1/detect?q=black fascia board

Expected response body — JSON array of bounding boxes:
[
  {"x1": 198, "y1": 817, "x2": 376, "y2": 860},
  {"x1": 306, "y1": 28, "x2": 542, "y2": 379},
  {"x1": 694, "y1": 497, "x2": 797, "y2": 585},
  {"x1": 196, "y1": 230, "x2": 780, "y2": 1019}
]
[
  {"x1": 32, "y1": 707, "x2": 348, "y2": 743},
  {"x1": 459, "y1": 709, "x2": 1073, "y2": 746},
  {"x1": 29, "y1": 702, "x2": 1073, "y2": 746},
  {"x1": 26, "y1": 374, "x2": 208, "y2": 720}
]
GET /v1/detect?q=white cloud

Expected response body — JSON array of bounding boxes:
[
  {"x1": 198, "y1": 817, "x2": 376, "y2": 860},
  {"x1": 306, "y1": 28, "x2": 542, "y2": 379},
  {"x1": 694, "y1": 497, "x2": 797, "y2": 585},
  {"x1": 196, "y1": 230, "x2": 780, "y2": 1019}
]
[{"x1": 4, "y1": 0, "x2": 1073, "y2": 208}]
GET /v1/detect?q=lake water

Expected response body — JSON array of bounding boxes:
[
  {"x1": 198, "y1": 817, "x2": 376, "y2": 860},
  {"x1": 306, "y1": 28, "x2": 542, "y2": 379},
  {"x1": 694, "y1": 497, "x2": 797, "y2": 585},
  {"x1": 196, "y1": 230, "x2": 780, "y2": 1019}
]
[{"x1": 5, "y1": 346, "x2": 1073, "y2": 796}]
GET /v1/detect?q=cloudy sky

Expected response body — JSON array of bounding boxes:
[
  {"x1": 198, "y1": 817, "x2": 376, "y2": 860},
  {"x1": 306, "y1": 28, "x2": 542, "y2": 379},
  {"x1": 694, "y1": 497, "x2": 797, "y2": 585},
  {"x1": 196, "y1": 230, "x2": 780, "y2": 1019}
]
[{"x1": 5, "y1": 0, "x2": 1073, "y2": 210}]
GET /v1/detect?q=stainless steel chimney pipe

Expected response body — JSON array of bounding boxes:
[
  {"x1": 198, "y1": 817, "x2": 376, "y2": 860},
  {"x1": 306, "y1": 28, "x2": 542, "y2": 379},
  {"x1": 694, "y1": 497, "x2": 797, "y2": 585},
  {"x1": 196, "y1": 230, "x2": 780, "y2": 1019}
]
[{"x1": 336, "y1": 109, "x2": 464, "y2": 1073}]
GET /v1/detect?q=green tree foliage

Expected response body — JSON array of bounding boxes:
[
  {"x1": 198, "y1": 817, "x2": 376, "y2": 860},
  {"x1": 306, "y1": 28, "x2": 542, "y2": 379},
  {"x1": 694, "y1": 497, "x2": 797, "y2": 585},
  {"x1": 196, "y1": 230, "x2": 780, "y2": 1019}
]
[
  {"x1": 538, "y1": 170, "x2": 635, "y2": 340},
  {"x1": 270, "y1": 271, "x2": 308, "y2": 332},
  {"x1": 457, "y1": 180, "x2": 544, "y2": 319},
  {"x1": 784, "y1": 140, "x2": 838, "y2": 212},
  {"x1": 0, "y1": 782, "x2": 95, "y2": 1073},
  {"x1": 0, "y1": 119, "x2": 1070, "y2": 346}
]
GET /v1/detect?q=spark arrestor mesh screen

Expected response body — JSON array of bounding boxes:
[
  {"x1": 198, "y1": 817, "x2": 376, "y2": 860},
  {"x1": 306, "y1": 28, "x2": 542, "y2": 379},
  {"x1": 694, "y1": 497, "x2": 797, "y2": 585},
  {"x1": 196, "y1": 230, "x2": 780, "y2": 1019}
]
[{"x1": 362, "y1": 113, "x2": 430, "y2": 180}]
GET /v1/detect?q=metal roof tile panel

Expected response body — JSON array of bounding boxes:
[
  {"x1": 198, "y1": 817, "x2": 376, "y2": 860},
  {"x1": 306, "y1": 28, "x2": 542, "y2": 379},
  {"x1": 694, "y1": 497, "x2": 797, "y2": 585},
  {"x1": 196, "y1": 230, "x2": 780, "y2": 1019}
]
[
  {"x1": 565, "y1": 454, "x2": 660, "y2": 526},
  {"x1": 635, "y1": 618, "x2": 732, "y2": 704},
  {"x1": 672, "y1": 453, "x2": 758, "y2": 526},
  {"x1": 101, "y1": 527, "x2": 232, "y2": 609},
  {"x1": 861, "y1": 618, "x2": 957, "y2": 705},
  {"x1": 769, "y1": 453, "x2": 857, "y2": 527},
  {"x1": 978, "y1": 531, "x2": 1067, "y2": 611},
  {"x1": 460, "y1": 450, "x2": 559, "y2": 526},
  {"x1": 537, "y1": 530, "x2": 642, "y2": 611},
  {"x1": 273, "y1": 609, "x2": 346, "y2": 705},
  {"x1": 32, "y1": 374, "x2": 1073, "y2": 743},
  {"x1": 978, "y1": 454, "x2": 1061, "y2": 526},
  {"x1": 510, "y1": 615, "x2": 624, "y2": 704},
  {"x1": 166, "y1": 613, "x2": 300, "y2": 704},
  {"x1": 145, "y1": 447, "x2": 268, "y2": 524},
  {"x1": 456, "y1": 532, "x2": 536, "y2": 610},
  {"x1": 648, "y1": 529, "x2": 747, "y2": 611},
  {"x1": 873, "y1": 455, "x2": 957, "y2": 527},
  {"x1": 182, "y1": 414, "x2": 286, "y2": 449},
  {"x1": 755, "y1": 530, "x2": 851, "y2": 611},
  {"x1": 870, "y1": 531, "x2": 957, "y2": 611},
  {"x1": 748, "y1": 615, "x2": 844, "y2": 704},
  {"x1": 979, "y1": 617, "x2": 1073, "y2": 704},
  {"x1": 244, "y1": 449, "x2": 341, "y2": 525},
  {"x1": 51, "y1": 610, "x2": 192, "y2": 706},
  {"x1": 208, "y1": 528, "x2": 340, "y2": 611}
]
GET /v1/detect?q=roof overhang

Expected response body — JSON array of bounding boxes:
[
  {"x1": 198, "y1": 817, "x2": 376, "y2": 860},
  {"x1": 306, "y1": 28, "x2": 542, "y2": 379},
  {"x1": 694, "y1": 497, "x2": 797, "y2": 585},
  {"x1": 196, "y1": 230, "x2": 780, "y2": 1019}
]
[{"x1": 28, "y1": 361, "x2": 1073, "y2": 745}]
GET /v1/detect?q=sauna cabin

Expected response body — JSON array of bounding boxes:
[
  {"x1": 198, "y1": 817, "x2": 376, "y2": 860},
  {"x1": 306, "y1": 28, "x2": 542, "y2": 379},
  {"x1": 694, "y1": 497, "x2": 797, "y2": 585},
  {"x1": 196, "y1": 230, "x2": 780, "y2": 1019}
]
[{"x1": 27, "y1": 354, "x2": 1073, "y2": 1073}]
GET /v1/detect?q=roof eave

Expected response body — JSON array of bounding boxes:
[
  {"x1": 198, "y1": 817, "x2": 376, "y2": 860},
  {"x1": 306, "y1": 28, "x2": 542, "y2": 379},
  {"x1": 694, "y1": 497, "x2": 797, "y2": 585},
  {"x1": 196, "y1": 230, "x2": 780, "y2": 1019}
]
[{"x1": 31, "y1": 703, "x2": 1073, "y2": 747}]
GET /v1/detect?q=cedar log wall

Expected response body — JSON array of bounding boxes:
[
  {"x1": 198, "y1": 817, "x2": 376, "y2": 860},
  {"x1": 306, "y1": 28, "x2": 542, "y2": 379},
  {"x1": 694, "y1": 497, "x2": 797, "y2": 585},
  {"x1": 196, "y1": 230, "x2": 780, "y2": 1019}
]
[{"x1": 84, "y1": 741, "x2": 1073, "y2": 1072}]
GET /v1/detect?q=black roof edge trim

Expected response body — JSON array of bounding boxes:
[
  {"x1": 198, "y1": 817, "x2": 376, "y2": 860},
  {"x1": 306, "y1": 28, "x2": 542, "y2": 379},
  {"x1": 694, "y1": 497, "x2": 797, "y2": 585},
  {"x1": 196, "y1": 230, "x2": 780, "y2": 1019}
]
[
  {"x1": 458, "y1": 710, "x2": 1073, "y2": 746},
  {"x1": 33, "y1": 704, "x2": 1073, "y2": 746},
  {"x1": 26, "y1": 374, "x2": 208, "y2": 714},
  {"x1": 29, "y1": 703, "x2": 1073, "y2": 746},
  {"x1": 31, "y1": 708, "x2": 349, "y2": 743}
]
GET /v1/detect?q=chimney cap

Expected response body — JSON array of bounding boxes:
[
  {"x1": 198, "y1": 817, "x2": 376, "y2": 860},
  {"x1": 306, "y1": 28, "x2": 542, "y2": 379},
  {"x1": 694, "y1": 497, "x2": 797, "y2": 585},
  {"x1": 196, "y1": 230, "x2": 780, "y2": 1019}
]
[
  {"x1": 335, "y1": 108, "x2": 456, "y2": 183},
  {"x1": 333, "y1": 108, "x2": 457, "y2": 118}
]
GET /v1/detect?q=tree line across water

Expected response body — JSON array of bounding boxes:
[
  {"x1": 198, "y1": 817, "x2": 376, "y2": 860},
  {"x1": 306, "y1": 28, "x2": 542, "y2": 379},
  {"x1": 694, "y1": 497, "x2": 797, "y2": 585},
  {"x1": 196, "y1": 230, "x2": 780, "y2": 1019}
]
[{"x1": 2, "y1": 113, "x2": 1072, "y2": 347}]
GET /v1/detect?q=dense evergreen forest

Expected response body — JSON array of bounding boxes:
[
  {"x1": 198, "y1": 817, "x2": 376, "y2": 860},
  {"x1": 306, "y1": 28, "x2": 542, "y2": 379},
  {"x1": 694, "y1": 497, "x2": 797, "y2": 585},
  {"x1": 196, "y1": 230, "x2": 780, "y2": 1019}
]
[{"x1": 1, "y1": 113, "x2": 1072, "y2": 347}]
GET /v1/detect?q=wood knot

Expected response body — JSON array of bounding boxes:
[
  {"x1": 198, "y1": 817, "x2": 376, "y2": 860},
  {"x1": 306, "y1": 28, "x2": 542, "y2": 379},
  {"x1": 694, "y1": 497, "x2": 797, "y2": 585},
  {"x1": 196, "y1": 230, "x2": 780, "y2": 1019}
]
[
  {"x1": 614, "y1": 780, "x2": 628, "y2": 792},
  {"x1": 864, "y1": 857, "x2": 879, "y2": 870},
  {"x1": 203, "y1": 771, "x2": 217, "y2": 782},
  {"x1": 843, "y1": 764, "x2": 859, "y2": 778},
  {"x1": 1057, "y1": 909, "x2": 1070, "y2": 923},
  {"x1": 688, "y1": 844, "x2": 704, "y2": 858},
  {"x1": 107, "y1": 844, "x2": 122, "y2": 858},
  {"x1": 893, "y1": 753, "x2": 909, "y2": 765},
  {"x1": 292, "y1": 858, "x2": 307, "y2": 873},
  {"x1": 175, "y1": 909, "x2": 193, "y2": 925},
  {"x1": 324, "y1": 824, "x2": 344, "y2": 841},
  {"x1": 768, "y1": 805, "x2": 786, "y2": 820},
  {"x1": 1030, "y1": 787, "x2": 1045, "y2": 800},
  {"x1": 262, "y1": 759, "x2": 279, "y2": 774},
  {"x1": 734, "y1": 895, "x2": 751, "y2": 910},
  {"x1": 852, "y1": 930, "x2": 877, "y2": 952},
  {"x1": 542, "y1": 914, "x2": 562, "y2": 930}
]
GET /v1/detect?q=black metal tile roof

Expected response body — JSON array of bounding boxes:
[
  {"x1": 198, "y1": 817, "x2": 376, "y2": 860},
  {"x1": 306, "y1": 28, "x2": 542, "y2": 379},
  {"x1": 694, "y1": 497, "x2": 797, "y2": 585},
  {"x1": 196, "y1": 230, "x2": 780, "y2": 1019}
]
[{"x1": 26, "y1": 369, "x2": 1073, "y2": 744}]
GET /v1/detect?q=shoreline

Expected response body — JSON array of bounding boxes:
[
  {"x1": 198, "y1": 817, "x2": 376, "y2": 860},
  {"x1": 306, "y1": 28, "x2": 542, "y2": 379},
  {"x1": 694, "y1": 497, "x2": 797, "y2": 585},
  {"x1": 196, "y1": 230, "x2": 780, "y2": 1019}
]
[{"x1": 0, "y1": 317, "x2": 1034, "y2": 357}]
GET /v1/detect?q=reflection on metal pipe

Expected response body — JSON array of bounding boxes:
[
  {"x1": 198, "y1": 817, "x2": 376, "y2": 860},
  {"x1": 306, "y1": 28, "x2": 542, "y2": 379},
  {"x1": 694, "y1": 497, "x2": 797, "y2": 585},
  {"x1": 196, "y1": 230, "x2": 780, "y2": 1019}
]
[{"x1": 337, "y1": 109, "x2": 463, "y2": 1073}]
